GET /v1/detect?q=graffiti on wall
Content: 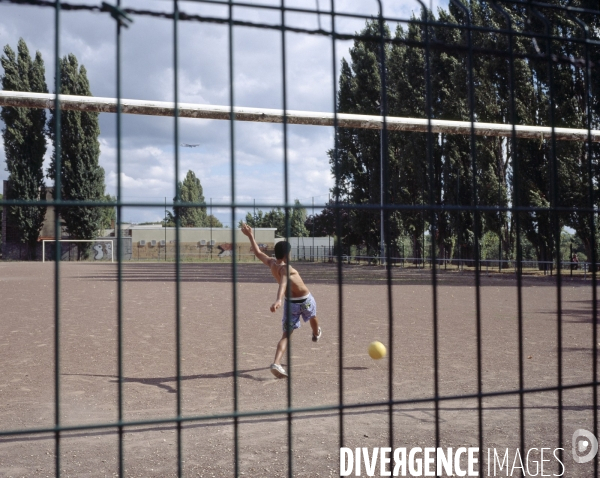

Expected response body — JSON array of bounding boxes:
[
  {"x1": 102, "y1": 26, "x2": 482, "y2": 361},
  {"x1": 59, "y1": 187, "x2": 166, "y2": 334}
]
[
  {"x1": 251, "y1": 243, "x2": 268, "y2": 253},
  {"x1": 93, "y1": 242, "x2": 113, "y2": 260},
  {"x1": 217, "y1": 243, "x2": 233, "y2": 257},
  {"x1": 218, "y1": 243, "x2": 268, "y2": 257}
]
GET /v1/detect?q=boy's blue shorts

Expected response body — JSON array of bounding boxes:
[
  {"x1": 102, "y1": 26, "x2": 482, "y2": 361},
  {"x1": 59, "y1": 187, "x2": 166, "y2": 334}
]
[{"x1": 282, "y1": 293, "x2": 317, "y2": 332}]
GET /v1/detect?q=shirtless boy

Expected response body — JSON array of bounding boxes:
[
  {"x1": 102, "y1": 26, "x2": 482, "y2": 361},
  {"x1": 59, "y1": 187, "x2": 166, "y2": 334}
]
[{"x1": 241, "y1": 223, "x2": 322, "y2": 379}]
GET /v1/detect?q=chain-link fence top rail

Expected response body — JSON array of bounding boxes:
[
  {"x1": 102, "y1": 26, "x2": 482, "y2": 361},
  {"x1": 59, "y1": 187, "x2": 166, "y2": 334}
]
[{"x1": 0, "y1": 0, "x2": 599, "y2": 477}]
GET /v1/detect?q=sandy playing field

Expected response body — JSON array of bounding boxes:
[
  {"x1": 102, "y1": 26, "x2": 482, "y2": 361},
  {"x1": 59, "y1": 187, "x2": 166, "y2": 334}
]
[{"x1": 0, "y1": 261, "x2": 598, "y2": 477}]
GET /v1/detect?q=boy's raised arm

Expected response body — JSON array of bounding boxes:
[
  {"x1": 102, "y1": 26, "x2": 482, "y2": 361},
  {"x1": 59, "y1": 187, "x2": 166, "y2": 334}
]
[{"x1": 240, "y1": 223, "x2": 271, "y2": 265}]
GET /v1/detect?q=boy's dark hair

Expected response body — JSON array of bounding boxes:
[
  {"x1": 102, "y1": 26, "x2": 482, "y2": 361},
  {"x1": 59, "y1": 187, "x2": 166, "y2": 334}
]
[{"x1": 274, "y1": 241, "x2": 291, "y2": 260}]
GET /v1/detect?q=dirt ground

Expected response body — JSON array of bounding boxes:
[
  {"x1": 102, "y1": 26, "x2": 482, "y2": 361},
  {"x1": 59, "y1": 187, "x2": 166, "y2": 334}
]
[{"x1": 0, "y1": 261, "x2": 599, "y2": 477}]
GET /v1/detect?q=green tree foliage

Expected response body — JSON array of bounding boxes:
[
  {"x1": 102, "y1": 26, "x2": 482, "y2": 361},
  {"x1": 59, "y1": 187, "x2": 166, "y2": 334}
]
[
  {"x1": 206, "y1": 214, "x2": 223, "y2": 227},
  {"x1": 178, "y1": 170, "x2": 207, "y2": 227},
  {"x1": 1, "y1": 39, "x2": 48, "y2": 258},
  {"x1": 163, "y1": 211, "x2": 175, "y2": 227},
  {"x1": 241, "y1": 200, "x2": 308, "y2": 237},
  {"x1": 290, "y1": 200, "x2": 309, "y2": 237},
  {"x1": 428, "y1": 4, "x2": 509, "y2": 263},
  {"x1": 334, "y1": 5, "x2": 600, "y2": 267},
  {"x1": 0, "y1": 192, "x2": 3, "y2": 248},
  {"x1": 47, "y1": 54, "x2": 104, "y2": 246},
  {"x1": 304, "y1": 200, "x2": 354, "y2": 242},
  {"x1": 164, "y1": 211, "x2": 222, "y2": 228},
  {"x1": 164, "y1": 170, "x2": 208, "y2": 227},
  {"x1": 241, "y1": 209, "x2": 281, "y2": 233},
  {"x1": 539, "y1": 4, "x2": 600, "y2": 266},
  {"x1": 99, "y1": 194, "x2": 116, "y2": 231},
  {"x1": 331, "y1": 21, "x2": 402, "y2": 256},
  {"x1": 387, "y1": 19, "x2": 429, "y2": 260},
  {"x1": 487, "y1": 2, "x2": 600, "y2": 269}
]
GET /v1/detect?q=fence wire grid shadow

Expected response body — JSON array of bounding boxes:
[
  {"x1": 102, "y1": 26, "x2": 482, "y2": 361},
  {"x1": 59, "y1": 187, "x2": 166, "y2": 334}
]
[{"x1": 0, "y1": 0, "x2": 599, "y2": 477}]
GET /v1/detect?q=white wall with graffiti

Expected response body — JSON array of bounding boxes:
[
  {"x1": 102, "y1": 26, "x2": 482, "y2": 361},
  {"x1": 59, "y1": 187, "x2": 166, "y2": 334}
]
[{"x1": 128, "y1": 227, "x2": 276, "y2": 261}]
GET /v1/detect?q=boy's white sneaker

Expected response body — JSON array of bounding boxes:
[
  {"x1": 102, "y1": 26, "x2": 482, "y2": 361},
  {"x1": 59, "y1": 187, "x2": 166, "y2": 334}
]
[
  {"x1": 312, "y1": 327, "x2": 322, "y2": 342},
  {"x1": 270, "y1": 363, "x2": 288, "y2": 379}
]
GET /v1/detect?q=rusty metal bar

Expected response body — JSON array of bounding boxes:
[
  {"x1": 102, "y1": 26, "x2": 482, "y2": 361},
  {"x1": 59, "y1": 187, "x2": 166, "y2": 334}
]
[{"x1": 1, "y1": 90, "x2": 599, "y2": 141}]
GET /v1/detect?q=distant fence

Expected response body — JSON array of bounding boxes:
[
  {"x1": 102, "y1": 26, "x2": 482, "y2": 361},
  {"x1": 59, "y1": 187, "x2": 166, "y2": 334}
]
[
  {"x1": 3, "y1": 237, "x2": 133, "y2": 261},
  {"x1": 118, "y1": 243, "x2": 598, "y2": 277}
]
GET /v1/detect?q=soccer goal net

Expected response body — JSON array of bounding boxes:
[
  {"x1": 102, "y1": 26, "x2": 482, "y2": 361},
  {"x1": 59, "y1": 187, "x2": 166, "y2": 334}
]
[{"x1": 42, "y1": 239, "x2": 114, "y2": 263}]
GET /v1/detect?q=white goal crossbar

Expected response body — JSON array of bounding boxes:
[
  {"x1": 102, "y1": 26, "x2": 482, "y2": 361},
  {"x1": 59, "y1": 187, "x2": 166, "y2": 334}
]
[
  {"x1": 42, "y1": 239, "x2": 114, "y2": 263},
  {"x1": 1, "y1": 91, "x2": 599, "y2": 142}
]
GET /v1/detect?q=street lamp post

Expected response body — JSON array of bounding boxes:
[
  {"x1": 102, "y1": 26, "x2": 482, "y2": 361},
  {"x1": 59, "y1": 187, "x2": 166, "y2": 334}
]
[
  {"x1": 312, "y1": 196, "x2": 315, "y2": 262},
  {"x1": 570, "y1": 241, "x2": 573, "y2": 277},
  {"x1": 328, "y1": 193, "x2": 331, "y2": 260},
  {"x1": 380, "y1": 104, "x2": 385, "y2": 266}
]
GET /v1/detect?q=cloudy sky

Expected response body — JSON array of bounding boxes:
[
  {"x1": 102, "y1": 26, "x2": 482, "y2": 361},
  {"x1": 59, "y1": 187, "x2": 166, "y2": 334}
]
[{"x1": 0, "y1": 0, "x2": 446, "y2": 226}]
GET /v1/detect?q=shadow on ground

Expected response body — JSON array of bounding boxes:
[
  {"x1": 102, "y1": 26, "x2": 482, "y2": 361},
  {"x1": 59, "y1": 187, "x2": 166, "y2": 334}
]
[{"x1": 76, "y1": 263, "x2": 579, "y2": 287}]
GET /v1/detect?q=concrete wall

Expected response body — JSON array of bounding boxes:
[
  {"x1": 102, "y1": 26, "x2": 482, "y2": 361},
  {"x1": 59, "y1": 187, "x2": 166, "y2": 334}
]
[
  {"x1": 130, "y1": 227, "x2": 275, "y2": 244},
  {"x1": 3, "y1": 237, "x2": 131, "y2": 262},
  {"x1": 129, "y1": 227, "x2": 277, "y2": 261}
]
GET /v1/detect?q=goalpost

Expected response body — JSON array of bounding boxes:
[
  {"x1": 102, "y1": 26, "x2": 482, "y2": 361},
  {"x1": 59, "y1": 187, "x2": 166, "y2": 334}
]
[
  {"x1": 1, "y1": 90, "x2": 599, "y2": 142},
  {"x1": 42, "y1": 239, "x2": 114, "y2": 263},
  {"x1": 7, "y1": 89, "x2": 597, "y2": 267}
]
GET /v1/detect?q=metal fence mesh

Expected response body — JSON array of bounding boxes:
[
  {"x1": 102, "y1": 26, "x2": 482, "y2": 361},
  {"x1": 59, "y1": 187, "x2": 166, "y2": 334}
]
[{"x1": 0, "y1": 0, "x2": 599, "y2": 477}]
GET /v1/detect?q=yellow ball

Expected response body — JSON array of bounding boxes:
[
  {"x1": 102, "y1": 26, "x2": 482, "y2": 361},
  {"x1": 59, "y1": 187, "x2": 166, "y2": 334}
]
[{"x1": 368, "y1": 341, "x2": 387, "y2": 360}]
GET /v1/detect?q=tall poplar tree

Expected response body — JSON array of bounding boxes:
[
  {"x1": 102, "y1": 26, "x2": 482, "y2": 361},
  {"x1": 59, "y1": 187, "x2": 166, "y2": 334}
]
[
  {"x1": 552, "y1": 1, "x2": 600, "y2": 266},
  {"x1": 508, "y1": 5, "x2": 586, "y2": 268},
  {"x1": 328, "y1": 4, "x2": 599, "y2": 266},
  {"x1": 1, "y1": 39, "x2": 48, "y2": 259},
  {"x1": 47, "y1": 54, "x2": 104, "y2": 247},
  {"x1": 387, "y1": 19, "x2": 429, "y2": 261},
  {"x1": 437, "y1": 3, "x2": 509, "y2": 262},
  {"x1": 0, "y1": 193, "x2": 3, "y2": 249},
  {"x1": 330, "y1": 20, "x2": 402, "y2": 255},
  {"x1": 172, "y1": 170, "x2": 208, "y2": 227}
]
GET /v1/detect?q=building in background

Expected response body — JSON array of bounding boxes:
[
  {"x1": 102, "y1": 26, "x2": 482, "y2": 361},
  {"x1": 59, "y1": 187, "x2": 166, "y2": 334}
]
[{"x1": 2, "y1": 186, "x2": 334, "y2": 262}]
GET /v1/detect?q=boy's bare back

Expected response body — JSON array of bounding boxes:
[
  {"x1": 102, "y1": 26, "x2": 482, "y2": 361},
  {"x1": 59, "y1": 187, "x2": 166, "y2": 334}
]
[
  {"x1": 268, "y1": 261, "x2": 310, "y2": 298},
  {"x1": 240, "y1": 223, "x2": 321, "y2": 378},
  {"x1": 240, "y1": 223, "x2": 311, "y2": 311}
]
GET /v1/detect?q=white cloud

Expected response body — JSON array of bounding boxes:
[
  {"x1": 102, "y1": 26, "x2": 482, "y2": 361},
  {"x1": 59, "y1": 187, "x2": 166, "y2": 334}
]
[
  {"x1": 108, "y1": 171, "x2": 169, "y2": 191},
  {"x1": 0, "y1": 135, "x2": 5, "y2": 187},
  {"x1": 0, "y1": 0, "x2": 448, "y2": 224}
]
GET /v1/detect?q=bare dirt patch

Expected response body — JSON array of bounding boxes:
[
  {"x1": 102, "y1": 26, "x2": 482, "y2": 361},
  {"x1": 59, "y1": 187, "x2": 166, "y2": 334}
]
[{"x1": 0, "y1": 262, "x2": 598, "y2": 477}]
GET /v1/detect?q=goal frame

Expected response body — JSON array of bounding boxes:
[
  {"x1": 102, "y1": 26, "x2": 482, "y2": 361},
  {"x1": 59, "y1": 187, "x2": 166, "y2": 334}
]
[
  {"x1": 1, "y1": 91, "x2": 598, "y2": 142},
  {"x1": 42, "y1": 239, "x2": 114, "y2": 263}
]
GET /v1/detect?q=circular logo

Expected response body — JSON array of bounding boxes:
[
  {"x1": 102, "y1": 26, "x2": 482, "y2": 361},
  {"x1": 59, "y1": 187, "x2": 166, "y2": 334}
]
[{"x1": 572, "y1": 429, "x2": 598, "y2": 464}]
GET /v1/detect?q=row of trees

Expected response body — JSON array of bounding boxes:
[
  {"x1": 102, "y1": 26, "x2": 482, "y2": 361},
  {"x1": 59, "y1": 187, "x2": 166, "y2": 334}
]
[
  {"x1": 240, "y1": 199, "x2": 309, "y2": 237},
  {"x1": 164, "y1": 170, "x2": 312, "y2": 237},
  {"x1": 1, "y1": 39, "x2": 109, "y2": 259},
  {"x1": 314, "y1": 4, "x2": 600, "y2": 265}
]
